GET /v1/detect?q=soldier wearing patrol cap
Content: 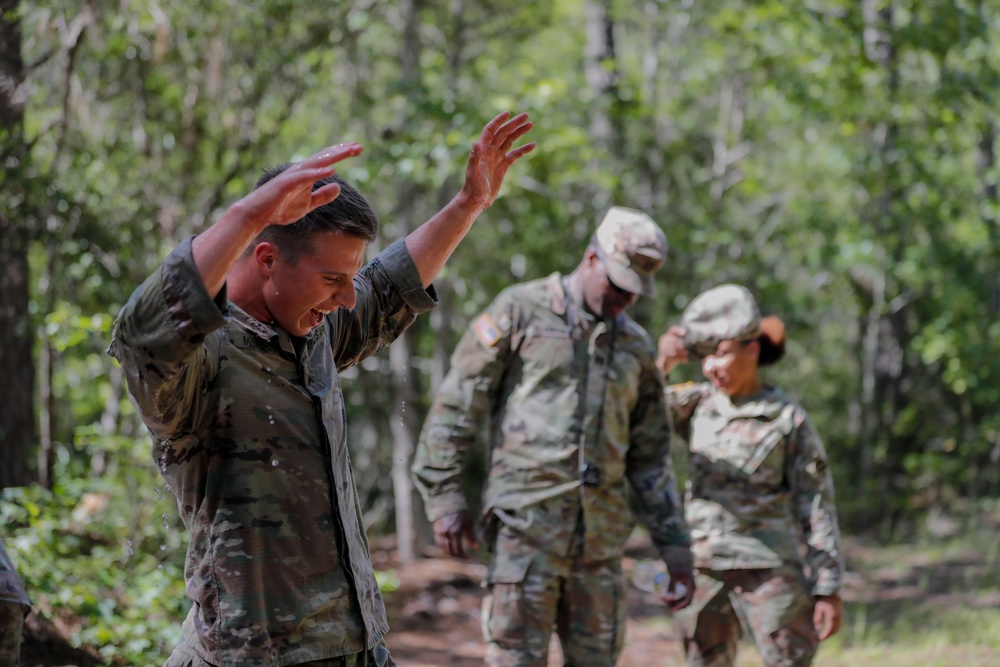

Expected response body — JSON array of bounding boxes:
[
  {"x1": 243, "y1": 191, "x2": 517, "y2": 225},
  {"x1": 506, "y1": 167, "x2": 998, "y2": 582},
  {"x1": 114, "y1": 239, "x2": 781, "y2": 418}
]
[
  {"x1": 412, "y1": 206, "x2": 694, "y2": 667},
  {"x1": 656, "y1": 284, "x2": 845, "y2": 667}
]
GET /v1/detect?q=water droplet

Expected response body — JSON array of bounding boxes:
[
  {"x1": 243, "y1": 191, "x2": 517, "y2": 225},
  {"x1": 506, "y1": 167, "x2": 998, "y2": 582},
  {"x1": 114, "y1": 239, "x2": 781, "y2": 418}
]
[{"x1": 162, "y1": 514, "x2": 169, "y2": 529}]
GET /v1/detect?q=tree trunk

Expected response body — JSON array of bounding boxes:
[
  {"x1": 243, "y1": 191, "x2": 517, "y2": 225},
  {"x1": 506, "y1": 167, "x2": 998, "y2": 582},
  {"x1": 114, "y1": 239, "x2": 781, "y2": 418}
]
[
  {"x1": 858, "y1": 0, "x2": 898, "y2": 532},
  {"x1": 389, "y1": 332, "x2": 422, "y2": 562},
  {"x1": 584, "y1": 0, "x2": 621, "y2": 206},
  {"x1": 0, "y1": 0, "x2": 37, "y2": 490},
  {"x1": 389, "y1": 0, "x2": 426, "y2": 563}
]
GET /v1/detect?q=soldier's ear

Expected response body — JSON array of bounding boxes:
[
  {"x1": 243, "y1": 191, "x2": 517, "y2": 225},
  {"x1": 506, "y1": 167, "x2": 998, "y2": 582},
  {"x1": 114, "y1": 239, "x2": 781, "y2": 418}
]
[{"x1": 253, "y1": 242, "x2": 278, "y2": 276}]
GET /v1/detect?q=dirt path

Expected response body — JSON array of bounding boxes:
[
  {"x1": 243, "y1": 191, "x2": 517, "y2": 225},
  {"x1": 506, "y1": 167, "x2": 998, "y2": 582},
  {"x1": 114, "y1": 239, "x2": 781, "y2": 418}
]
[{"x1": 377, "y1": 539, "x2": 683, "y2": 667}]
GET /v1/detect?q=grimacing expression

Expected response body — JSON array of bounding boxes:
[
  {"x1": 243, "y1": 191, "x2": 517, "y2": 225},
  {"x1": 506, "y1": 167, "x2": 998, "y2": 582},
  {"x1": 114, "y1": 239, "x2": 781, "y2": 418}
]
[
  {"x1": 261, "y1": 231, "x2": 367, "y2": 337},
  {"x1": 701, "y1": 338, "x2": 760, "y2": 397},
  {"x1": 581, "y1": 251, "x2": 639, "y2": 318}
]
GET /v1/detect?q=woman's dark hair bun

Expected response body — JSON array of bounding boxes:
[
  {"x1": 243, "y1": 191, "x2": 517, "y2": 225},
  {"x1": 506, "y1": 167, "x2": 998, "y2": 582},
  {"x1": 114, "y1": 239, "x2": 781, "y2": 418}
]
[{"x1": 758, "y1": 316, "x2": 786, "y2": 366}]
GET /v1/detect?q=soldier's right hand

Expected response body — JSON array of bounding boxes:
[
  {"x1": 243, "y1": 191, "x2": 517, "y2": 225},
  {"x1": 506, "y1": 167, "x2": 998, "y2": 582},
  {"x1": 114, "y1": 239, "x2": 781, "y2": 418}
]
[
  {"x1": 228, "y1": 142, "x2": 363, "y2": 230},
  {"x1": 656, "y1": 326, "x2": 689, "y2": 378},
  {"x1": 432, "y1": 511, "x2": 478, "y2": 559}
]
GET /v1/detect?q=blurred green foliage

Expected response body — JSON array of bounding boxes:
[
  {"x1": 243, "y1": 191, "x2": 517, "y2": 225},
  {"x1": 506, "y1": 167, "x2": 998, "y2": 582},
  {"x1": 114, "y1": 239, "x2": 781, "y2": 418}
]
[{"x1": 4, "y1": 0, "x2": 1000, "y2": 662}]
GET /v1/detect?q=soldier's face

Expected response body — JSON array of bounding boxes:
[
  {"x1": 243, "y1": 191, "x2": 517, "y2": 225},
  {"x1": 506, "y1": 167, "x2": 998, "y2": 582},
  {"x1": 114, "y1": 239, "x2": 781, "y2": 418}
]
[
  {"x1": 701, "y1": 338, "x2": 760, "y2": 397},
  {"x1": 261, "y1": 231, "x2": 366, "y2": 337},
  {"x1": 582, "y1": 252, "x2": 639, "y2": 318}
]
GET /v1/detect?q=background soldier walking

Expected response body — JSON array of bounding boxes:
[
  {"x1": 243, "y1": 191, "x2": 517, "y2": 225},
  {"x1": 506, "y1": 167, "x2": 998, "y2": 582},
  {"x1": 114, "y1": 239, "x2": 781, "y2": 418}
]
[{"x1": 413, "y1": 206, "x2": 694, "y2": 667}]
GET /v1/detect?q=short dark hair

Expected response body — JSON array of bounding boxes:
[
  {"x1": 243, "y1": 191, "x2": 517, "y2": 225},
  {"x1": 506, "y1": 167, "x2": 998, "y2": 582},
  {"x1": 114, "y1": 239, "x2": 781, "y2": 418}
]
[{"x1": 245, "y1": 163, "x2": 379, "y2": 262}]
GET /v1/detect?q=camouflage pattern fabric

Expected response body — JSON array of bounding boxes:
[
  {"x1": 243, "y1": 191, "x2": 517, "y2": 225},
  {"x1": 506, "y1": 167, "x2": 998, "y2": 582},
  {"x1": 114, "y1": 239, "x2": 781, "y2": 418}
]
[
  {"x1": 481, "y1": 525, "x2": 626, "y2": 667},
  {"x1": 666, "y1": 383, "x2": 843, "y2": 597},
  {"x1": 109, "y1": 236, "x2": 437, "y2": 667},
  {"x1": 0, "y1": 602, "x2": 24, "y2": 667},
  {"x1": 592, "y1": 206, "x2": 667, "y2": 297},
  {"x1": 673, "y1": 566, "x2": 819, "y2": 667},
  {"x1": 680, "y1": 284, "x2": 761, "y2": 357},
  {"x1": 164, "y1": 640, "x2": 396, "y2": 667},
  {"x1": 413, "y1": 272, "x2": 690, "y2": 665},
  {"x1": 413, "y1": 272, "x2": 690, "y2": 564},
  {"x1": 0, "y1": 538, "x2": 27, "y2": 667},
  {"x1": 0, "y1": 538, "x2": 29, "y2": 612}
]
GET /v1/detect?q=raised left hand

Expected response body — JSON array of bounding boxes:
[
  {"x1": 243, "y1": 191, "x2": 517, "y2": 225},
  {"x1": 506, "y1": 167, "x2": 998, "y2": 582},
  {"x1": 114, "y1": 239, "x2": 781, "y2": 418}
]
[{"x1": 460, "y1": 111, "x2": 536, "y2": 214}]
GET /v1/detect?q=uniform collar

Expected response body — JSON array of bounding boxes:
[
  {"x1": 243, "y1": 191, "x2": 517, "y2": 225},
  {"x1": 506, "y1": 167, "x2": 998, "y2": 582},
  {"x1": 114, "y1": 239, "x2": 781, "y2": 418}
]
[
  {"x1": 549, "y1": 271, "x2": 623, "y2": 330},
  {"x1": 228, "y1": 301, "x2": 302, "y2": 356},
  {"x1": 711, "y1": 386, "x2": 788, "y2": 421}
]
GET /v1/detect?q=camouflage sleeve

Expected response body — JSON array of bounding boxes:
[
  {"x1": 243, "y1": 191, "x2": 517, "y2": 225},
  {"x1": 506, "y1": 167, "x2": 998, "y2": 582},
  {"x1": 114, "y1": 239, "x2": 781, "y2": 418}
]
[
  {"x1": 664, "y1": 382, "x2": 710, "y2": 445},
  {"x1": 330, "y1": 238, "x2": 438, "y2": 371},
  {"x1": 788, "y1": 408, "x2": 845, "y2": 597},
  {"x1": 625, "y1": 351, "x2": 692, "y2": 551},
  {"x1": 107, "y1": 236, "x2": 228, "y2": 439},
  {"x1": 0, "y1": 538, "x2": 30, "y2": 610},
  {"x1": 411, "y1": 291, "x2": 517, "y2": 522}
]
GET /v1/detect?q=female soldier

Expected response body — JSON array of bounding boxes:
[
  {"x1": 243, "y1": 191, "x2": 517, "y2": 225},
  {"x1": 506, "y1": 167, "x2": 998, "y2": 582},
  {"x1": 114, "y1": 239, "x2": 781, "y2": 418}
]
[{"x1": 656, "y1": 284, "x2": 844, "y2": 667}]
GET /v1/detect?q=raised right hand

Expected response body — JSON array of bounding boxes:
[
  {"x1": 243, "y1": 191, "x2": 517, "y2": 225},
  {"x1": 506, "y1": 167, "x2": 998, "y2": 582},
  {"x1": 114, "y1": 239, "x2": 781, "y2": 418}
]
[
  {"x1": 432, "y1": 511, "x2": 478, "y2": 559},
  {"x1": 656, "y1": 325, "x2": 689, "y2": 377},
  {"x1": 228, "y1": 142, "x2": 363, "y2": 230}
]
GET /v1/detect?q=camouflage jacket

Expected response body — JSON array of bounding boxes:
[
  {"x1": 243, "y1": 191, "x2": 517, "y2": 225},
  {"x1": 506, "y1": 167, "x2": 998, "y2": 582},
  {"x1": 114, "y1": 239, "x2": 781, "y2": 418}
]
[
  {"x1": 413, "y1": 273, "x2": 690, "y2": 564},
  {"x1": 0, "y1": 537, "x2": 30, "y2": 613},
  {"x1": 667, "y1": 383, "x2": 844, "y2": 596},
  {"x1": 108, "y1": 237, "x2": 436, "y2": 667}
]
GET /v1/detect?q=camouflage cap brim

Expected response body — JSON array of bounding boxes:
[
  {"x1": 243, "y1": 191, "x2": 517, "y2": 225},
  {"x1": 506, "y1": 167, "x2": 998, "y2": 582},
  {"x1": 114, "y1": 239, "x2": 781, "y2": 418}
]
[{"x1": 681, "y1": 284, "x2": 761, "y2": 355}]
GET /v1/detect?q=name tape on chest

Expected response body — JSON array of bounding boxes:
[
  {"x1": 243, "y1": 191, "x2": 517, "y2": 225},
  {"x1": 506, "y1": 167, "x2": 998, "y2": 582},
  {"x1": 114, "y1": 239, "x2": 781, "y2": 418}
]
[{"x1": 472, "y1": 313, "x2": 503, "y2": 348}]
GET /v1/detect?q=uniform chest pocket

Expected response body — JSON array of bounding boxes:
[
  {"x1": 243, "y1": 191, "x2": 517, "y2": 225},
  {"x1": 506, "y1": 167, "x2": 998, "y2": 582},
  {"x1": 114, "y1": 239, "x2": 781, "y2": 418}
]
[
  {"x1": 740, "y1": 427, "x2": 787, "y2": 488},
  {"x1": 520, "y1": 325, "x2": 575, "y2": 369}
]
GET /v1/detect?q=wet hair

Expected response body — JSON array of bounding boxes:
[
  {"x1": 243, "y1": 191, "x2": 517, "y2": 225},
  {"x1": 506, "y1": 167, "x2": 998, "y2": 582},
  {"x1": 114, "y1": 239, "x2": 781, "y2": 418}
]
[
  {"x1": 756, "y1": 316, "x2": 786, "y2": 367},
  {"x1": 245, "y1": 164, "x2": 378, "y2": 263}
]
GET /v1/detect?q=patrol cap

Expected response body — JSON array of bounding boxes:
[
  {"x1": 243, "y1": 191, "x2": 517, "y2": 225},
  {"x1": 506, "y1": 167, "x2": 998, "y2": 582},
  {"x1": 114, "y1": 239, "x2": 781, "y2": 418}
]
[
  {"x1": 593, "y1": 206, "x2": 667, "y2": 298},
  {"x1": 681, "y1": 284, "x2": 761, "y2": 357}
]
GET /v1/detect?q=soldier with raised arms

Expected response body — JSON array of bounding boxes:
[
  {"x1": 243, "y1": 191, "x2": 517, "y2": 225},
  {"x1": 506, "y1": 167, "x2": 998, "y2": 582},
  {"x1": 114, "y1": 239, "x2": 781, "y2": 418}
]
[{"x1": 108, "y1": 112, "x2": 534, "y2": 667}]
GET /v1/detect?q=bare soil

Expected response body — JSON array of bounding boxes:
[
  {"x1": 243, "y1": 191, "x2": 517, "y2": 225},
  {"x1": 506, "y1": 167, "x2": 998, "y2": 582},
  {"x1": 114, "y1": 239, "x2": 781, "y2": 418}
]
[{"x1": 375, "y1": 533, "x2": 686, "y2": 667}]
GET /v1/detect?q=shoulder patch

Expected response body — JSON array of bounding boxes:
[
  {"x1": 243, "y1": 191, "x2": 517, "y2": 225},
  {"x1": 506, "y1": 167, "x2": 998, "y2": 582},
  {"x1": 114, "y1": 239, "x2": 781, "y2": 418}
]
[{"x1": 472, "y1": 313, "x2": 503, "y2": 348}]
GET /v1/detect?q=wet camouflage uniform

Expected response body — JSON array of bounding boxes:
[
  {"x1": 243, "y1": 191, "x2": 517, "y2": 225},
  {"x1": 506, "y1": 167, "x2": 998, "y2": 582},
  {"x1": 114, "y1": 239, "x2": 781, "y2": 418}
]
[
  {"x1": 413, "y1": 209, "x2": 691, "y2": 667},
  {"x1": 109, "y1": 236, "x2": 436, "y2": 667},
  {"x1": 666, "y1": 284, "x2": 844, "y2": 667},
  {"x1": 0, "y1": 538, "x2": 30, "y2": 667}
]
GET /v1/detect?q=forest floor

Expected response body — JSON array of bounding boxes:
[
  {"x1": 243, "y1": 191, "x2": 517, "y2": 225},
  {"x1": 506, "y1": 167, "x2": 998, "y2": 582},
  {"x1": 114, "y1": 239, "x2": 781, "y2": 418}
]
[
  {"x1": 375, "y1": 531, "x2": 684, "y2": 667},
  {"x1": 375, "y1": 528, "x2": 1000, "y2": 667},
  {"x1": 18, "y1": 528, "x2": 1000, "y2": 667}
]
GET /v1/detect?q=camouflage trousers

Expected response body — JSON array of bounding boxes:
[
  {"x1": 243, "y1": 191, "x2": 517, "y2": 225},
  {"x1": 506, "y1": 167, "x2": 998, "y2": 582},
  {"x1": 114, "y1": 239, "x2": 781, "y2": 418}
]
[
  {"x1": 673, "y1": 565, "x2": 819, "y2": 667},
  {"x1": 0, "y1": 601, "x2": 25, "y2": 667},
  {"x1": 481, "y1": 525, "x2": 627, "y2": 667},
  {"x1": 163, "y1": 639, "x2": 394, "y2": 667}
]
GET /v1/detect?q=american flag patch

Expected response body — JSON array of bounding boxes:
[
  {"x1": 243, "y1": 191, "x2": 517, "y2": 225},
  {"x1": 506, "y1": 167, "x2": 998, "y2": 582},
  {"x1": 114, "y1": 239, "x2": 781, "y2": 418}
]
[{"x1": 472, "y1": 313, "x2": 502, "y2": 347}]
